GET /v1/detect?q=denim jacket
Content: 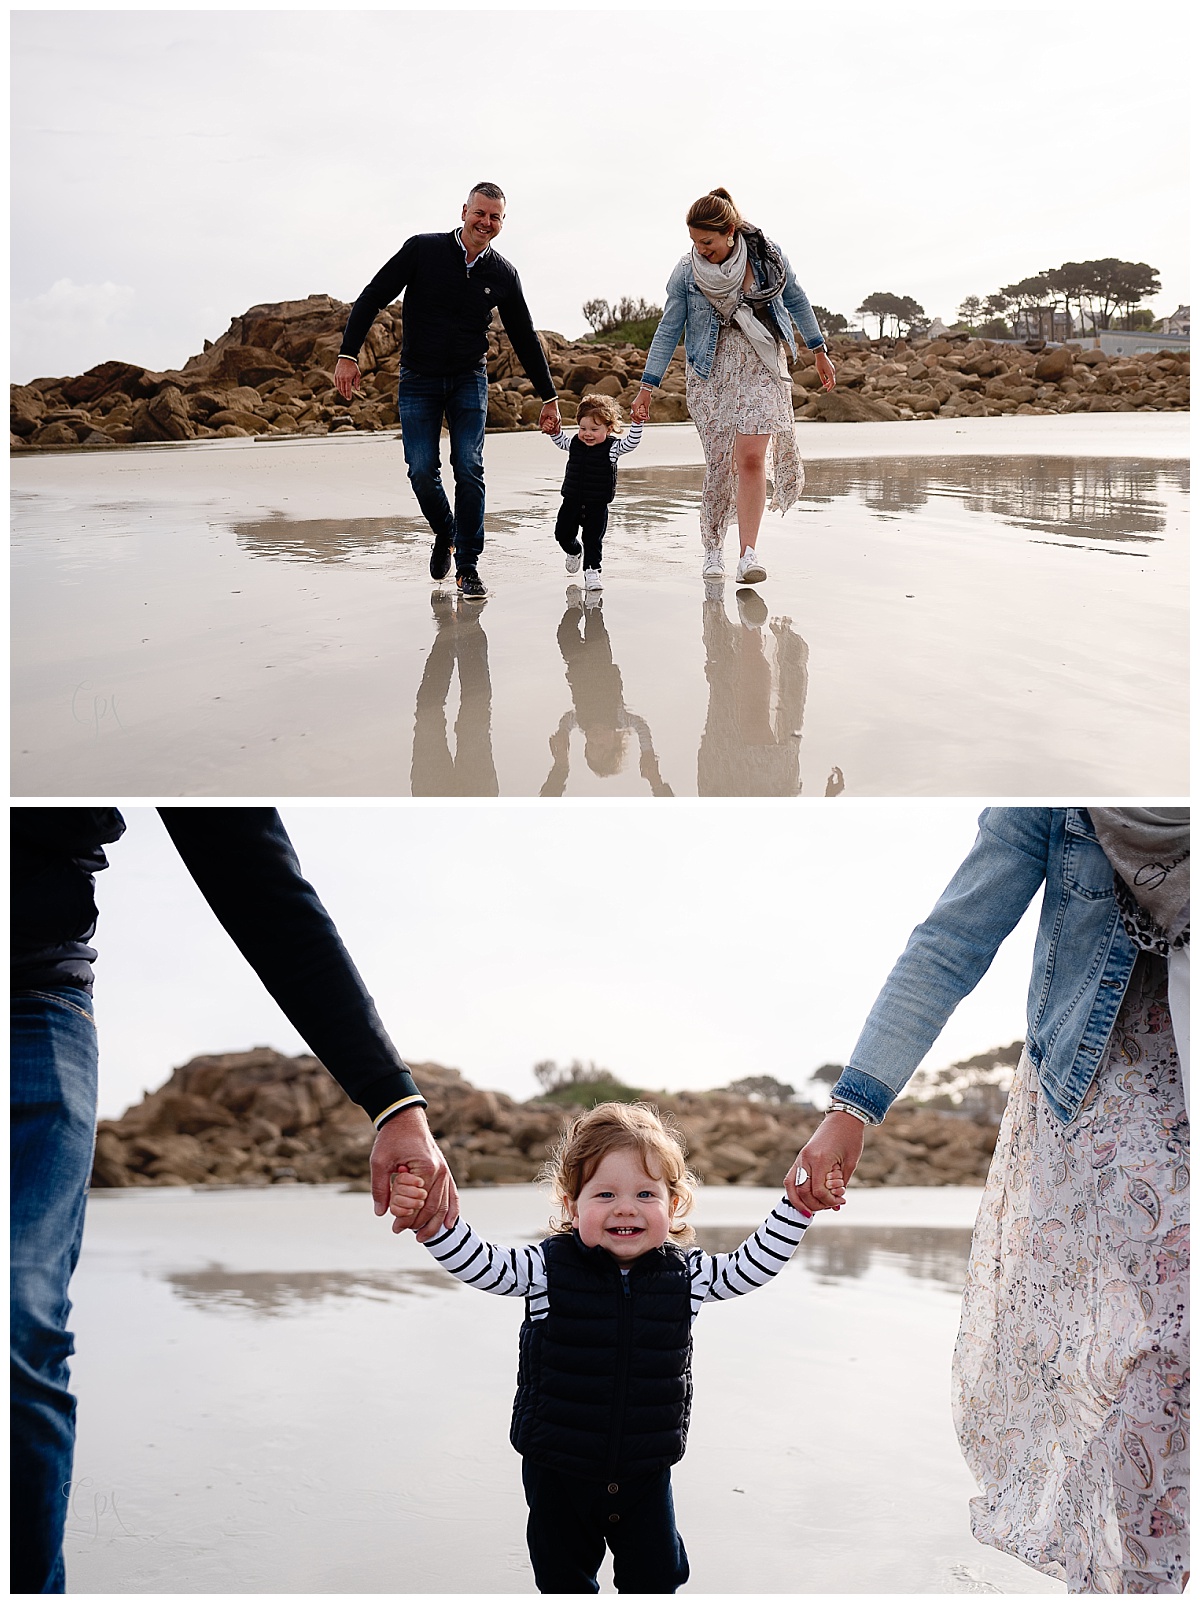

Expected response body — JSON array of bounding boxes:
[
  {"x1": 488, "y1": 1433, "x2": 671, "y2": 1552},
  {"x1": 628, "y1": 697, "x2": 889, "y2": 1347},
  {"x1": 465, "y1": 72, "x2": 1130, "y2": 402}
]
[
  {"x1": 640, "y1": 234, "x2": 826, "y2": 388},
  {"x1": 832, "y1": 808, "x2": 1138, "y2": 1128}
]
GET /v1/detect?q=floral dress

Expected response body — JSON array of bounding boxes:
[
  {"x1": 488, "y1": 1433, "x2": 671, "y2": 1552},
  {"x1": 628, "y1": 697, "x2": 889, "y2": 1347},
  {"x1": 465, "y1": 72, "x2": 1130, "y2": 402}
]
[
  {"x1": 686, "y1": 325, "x2": 803, "y2": 551},
  {"x1": 952, "y1": 953, "x2": 1189, "y2": 1592}
]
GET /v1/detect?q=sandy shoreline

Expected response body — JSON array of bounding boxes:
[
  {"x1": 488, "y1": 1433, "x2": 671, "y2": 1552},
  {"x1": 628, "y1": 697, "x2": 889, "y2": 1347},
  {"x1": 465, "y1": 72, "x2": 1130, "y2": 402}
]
[
  {"x1": 67, "y1": 1183, "x2": 1063, "y2": 1594},
  {"x1": 12, "y1": 414, "x2": 1188, "y2": 798}
]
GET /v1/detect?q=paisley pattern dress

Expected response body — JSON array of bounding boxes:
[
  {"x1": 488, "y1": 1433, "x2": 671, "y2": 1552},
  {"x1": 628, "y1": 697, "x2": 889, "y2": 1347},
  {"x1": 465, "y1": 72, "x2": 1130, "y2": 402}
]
[
  {"x1": 952, "y1": 954, "x2": 1189, "y2": 1592},
  {"x1": 686, "y1": 325, "x2": 803, "y2": 551}
]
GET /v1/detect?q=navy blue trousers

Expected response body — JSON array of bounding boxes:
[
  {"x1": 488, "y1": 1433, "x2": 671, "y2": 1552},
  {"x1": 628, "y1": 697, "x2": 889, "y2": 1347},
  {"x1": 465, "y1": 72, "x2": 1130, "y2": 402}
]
[
  {"x1": 555, "y1": 497, "x2": 609, "y2": 572},
  {"x1": 521, "y1": 1460, "x2": 690, "y2": 1594}
]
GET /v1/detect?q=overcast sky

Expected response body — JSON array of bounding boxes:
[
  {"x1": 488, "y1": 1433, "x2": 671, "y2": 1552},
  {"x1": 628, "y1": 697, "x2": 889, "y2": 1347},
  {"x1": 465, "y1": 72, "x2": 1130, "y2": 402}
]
[
  {"x1": 11, "y1": 4, "x2": 1189, "y2": 383},
  {"x1": 86, "y1": 803, "x2": 1041, "y2": 1121}
]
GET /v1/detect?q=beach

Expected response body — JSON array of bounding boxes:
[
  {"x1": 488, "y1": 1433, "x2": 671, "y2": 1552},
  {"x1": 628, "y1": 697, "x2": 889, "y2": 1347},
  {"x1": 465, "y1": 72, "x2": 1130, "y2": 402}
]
[
  {"x1": 11, "y1": 413, "x2": 1187, "y2": 798},
  {"x1": 67, "y1": 1182, "x2": 1064, "y2": 1594}
]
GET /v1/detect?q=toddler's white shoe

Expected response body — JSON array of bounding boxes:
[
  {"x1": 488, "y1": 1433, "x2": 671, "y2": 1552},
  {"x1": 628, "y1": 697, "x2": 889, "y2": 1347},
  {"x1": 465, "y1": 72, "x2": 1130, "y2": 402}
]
[
  {"x1": 584, "y1": 568, "x2": 603, "y2": 591},
  {"x1": 736, "y1": 548, "x2": 767, "y2": 583},
  {"x1": 701, "y1": 546, "x2": 725, "y2": 580},
  {"x1": 564, "y1": 552, "x2": 582, "y2": 575}
]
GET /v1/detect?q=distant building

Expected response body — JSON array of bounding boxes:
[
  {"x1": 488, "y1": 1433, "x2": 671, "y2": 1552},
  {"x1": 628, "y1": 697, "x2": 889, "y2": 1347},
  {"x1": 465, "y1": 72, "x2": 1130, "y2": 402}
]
[{"x1": 1162, "y1": 304, "x2": 1190, "y2": 337}]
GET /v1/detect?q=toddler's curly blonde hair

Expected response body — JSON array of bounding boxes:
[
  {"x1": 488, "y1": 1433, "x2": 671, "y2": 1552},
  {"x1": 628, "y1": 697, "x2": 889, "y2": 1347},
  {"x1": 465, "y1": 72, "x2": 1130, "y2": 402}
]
[
  {"x1": 542, "y1": 1101, "x2": 697, "y2": 1245},
  {"x1": 575, "y1": 394, "x2": 625, "y2": 434}
]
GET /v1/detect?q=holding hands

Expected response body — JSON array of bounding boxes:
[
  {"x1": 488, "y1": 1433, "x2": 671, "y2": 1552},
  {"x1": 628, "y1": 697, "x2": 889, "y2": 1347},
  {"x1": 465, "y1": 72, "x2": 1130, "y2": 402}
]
[
  {"x1": 539, "y1": 400, "x2": 561, "y2": 434},
  {"x1": 370, "y1": 1105, "x2": 458, "y2": 1240},
  {"x1": 631, "y1": 386, "x2": 652, "y2": 425},
  {"x1": 786, "y1": 1109, "x2": 865, "y2": 1215}
]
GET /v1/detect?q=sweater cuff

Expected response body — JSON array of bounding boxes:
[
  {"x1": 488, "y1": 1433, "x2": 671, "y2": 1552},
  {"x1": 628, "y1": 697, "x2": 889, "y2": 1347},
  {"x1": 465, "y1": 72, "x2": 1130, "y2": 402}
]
[{"x1": 359, "y1": 1069, "x2": 428, "y2": 1128}]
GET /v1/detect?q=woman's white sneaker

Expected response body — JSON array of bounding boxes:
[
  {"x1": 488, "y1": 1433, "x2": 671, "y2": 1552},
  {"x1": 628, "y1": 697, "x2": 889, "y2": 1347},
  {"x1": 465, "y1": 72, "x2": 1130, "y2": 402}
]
[
  {"x1": 736, "y1": 548, "x2": 767, "y2": 583},
  {"x1": 701, "y1": 547, "x2": 725, "y2": 580}
]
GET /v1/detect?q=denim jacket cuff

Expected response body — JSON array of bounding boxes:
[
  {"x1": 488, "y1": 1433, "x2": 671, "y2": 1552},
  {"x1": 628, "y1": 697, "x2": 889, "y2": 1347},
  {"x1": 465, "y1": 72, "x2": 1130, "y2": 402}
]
[{"x1": 828, "y1": 1067, "x2": 890, "y2": 1125}]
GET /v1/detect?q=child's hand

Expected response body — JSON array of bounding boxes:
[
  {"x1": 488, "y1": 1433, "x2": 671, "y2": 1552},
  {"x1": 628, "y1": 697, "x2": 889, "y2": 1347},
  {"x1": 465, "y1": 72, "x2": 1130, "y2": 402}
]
[
  {"x1": 825, "y1": 1160, "x2": 847, "y2": 1209},
  {"x1": 389, "y1": 1167, "x2": 428, "y2": 1234}
]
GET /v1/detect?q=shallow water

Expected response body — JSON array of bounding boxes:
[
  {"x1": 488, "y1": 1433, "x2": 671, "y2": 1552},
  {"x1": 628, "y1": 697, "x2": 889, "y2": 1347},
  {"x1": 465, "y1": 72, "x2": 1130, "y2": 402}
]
[
  {"x1": 11, "y1": 418, "x2": 1187, "y2": 797},
  {"x1": 65, "y1": 1184, "x2": 1063, "y2": 1594}
]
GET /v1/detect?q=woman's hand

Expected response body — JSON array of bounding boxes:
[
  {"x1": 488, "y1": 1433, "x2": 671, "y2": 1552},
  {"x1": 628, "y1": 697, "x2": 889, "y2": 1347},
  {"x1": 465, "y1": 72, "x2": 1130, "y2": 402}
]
[
  {"x1": 785, "y1": 1110, "x2": 866, "y2": 1213},
  {"x1": 334, "y1": 357, "x2": 361, "y2": 402},
  {"x1": 814, "y1": 349, "x2": 836, "y2": 392},
  {"x1": 631, "y1": 386, "x2": 652, "y2": 425}
]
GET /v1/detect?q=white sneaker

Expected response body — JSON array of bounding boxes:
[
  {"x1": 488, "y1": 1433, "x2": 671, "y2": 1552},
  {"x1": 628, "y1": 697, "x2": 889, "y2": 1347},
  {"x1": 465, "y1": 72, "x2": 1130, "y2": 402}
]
[
  {"x1": 736, "y1": 548, "x2": 767, "y2": 583},
  {"x1": 701, "y1": 546, "x2": 725, "y2": 580},
  {"x1": 584, "y1": 568, "x2": 603, "y2": 591},
  {"x1": 564, "y1": 551, "x2": 582, "y2": 575}
]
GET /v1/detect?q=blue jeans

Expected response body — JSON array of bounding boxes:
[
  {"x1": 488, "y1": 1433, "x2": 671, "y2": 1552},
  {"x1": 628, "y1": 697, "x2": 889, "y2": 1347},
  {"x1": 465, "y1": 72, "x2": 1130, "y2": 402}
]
[
  {"x1": 397, "y1": 363, "x2": 488, "y2": 572},
  {"x1": 10, "y1": 988, "x2": 99, "y2": 1595}
]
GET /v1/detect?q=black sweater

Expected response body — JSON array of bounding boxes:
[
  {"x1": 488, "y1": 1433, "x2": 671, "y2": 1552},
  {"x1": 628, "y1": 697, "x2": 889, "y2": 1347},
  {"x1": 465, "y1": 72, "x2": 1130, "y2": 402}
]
[
  {"x1": 10, "y1": 807, "x2": 424, "y2": 1125},
  {"x1": 339, "y1": 230, "x2": 556, "y2": 399}
]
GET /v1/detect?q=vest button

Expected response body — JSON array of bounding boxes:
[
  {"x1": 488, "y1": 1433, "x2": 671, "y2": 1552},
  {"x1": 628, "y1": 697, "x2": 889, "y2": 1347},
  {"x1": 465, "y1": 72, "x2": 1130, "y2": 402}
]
[
  {"x1": 609, "y1": 1513, "x2": 620, "y2": 1524},
  {"x1": 608, "y1": 1483, "x2": 619, "y2": 1494}
]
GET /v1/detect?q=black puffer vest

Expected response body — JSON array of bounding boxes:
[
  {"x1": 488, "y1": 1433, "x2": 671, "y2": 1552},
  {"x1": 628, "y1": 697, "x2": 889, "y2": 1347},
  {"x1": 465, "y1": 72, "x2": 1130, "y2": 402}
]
[
  {"x1": 510, "y1": 1232, "x2": 693, "y2": 1479},
  {"x1": 561, "y1": 434, "x2": 619, "y2": 505}
]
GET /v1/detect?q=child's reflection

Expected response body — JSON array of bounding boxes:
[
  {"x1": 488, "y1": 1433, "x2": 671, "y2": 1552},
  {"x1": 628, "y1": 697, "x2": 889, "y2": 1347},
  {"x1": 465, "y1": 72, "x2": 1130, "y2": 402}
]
[
  {"x1": 541, "y1": 591, "x2": 673, "y2": 796},
  {"x1": 698, "y1": 587, "x2": 838, "y2": 796},
  {"x1": 411, "y1": 593, "x2": 499, "y2": 796}
]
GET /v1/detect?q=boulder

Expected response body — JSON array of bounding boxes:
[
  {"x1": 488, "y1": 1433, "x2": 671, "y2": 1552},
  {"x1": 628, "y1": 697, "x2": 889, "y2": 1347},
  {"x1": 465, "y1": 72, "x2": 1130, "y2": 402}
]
[
  {"x1": 1034, "y1": 346, "x2": 1074, "y2": 382},
  {"x1": 62, "y1": 360, "x2": 147, "y2": 405},
  {"x1": 563, "y1": 361, "x2": 607, "y2": 393},
  {"x1": 806, "y1": 390, "x2": 900, "y2": 423}
]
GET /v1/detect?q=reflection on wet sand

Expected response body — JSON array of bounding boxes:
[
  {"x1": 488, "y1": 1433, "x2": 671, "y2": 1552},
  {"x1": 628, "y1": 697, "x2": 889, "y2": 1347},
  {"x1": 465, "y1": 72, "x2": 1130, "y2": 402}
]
[
  {"x1": 692, "y1": 1224, "x2": 975, "y2": 1292},
  {"x1": 799, "y1": 456, "x2": 1186, "y2": 545},
  {"x1": 166, "y1": 1265, "x2": 452, "y2": 1315},
  {"x1": 541, "y1": 591, "x2": 673, "y2": 795},
  {"x1": 233, "y1": 507, "x2": 531, "y2": 564},
  {"x1": 623, "y1": 456, "x2": 1186, "y2": 547},
  {"x1": 411, "y1": 593, "x2": 497, "y2": 796},
  {"x1": 165, "y1": 1227, "x2": 976, "y2": 1316},
  {"x1": 698, "y1": 588, "x2": 841, "y2": 797}
]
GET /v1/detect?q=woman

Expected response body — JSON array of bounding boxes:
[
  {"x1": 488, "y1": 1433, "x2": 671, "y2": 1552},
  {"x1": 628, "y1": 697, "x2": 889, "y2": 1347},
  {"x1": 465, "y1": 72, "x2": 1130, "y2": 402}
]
[
  {"x1": 791, "y1": 808, "x2": 1189, "y2": 1593},
  {"x1": 632, "y1": 188, "x2": 835, "y2": 585}
]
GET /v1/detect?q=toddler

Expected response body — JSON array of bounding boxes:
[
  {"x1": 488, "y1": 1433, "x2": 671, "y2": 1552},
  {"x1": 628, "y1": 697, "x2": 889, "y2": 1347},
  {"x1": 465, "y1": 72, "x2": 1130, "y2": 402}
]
[
  {"x1": 391, "y1": 1101, "x2": 835, "y2": 1593},
  {"x1": 546, "y1": 395, "x2": 643, "y2": 592}
]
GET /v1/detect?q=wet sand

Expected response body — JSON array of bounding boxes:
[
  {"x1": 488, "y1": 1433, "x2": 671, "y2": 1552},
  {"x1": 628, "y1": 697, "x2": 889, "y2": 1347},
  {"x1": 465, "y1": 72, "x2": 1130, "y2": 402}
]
[
  {"x1": 12, "y1": 414, "x2": 1187, "y2": 797},
  {"x1": 67, "y1": 1183, "x2": 1064, "y2": 1594}
]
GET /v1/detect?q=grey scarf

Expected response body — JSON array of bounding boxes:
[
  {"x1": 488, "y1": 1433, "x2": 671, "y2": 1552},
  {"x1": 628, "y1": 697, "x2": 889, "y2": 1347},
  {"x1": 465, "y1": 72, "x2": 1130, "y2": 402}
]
[
  {"x1": 690, "y1": 227, "x2": 789, "y2": 380},
  {"x1": 1090, "y1": 807, "x2": 1190, "y2": 951}
]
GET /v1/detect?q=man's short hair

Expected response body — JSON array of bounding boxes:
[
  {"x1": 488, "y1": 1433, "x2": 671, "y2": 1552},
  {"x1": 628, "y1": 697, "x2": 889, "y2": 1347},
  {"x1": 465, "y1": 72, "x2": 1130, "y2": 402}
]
[{"x1": 467, "y1": 181, "x2": 506, "y2": 206}]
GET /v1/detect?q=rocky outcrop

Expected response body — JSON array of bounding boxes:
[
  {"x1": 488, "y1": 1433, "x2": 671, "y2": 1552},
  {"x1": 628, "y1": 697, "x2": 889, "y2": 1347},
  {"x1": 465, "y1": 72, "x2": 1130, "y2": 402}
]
[
  {"x1": 13, "y1": 296, "x2": 1189, "y2": 454},
  {"x1": 90, "y1": 1048, "x2": 1001, "y2": 1191}
]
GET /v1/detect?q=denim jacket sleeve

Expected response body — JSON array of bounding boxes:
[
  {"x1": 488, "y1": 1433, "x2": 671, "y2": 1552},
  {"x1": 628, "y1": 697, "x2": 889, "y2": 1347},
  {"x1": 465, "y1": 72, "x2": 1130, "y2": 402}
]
[
  {"x1": 831, "y1": 809, "x2": 1053, "y2": 1123},
  {"x1": 776, "y1": 247, "x2": 825, "y2": 350},
  {"x1": 640, "y1": 259, "x2": 689, "y2": 389}
]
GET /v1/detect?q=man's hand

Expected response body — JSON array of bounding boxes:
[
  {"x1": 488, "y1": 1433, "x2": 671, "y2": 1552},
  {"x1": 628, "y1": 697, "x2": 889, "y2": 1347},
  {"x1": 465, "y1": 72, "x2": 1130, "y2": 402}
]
[
  {"x1": 370, "y1": 1105, "x2": 458, "y2": 1241},
  {"x1": 814, "y1": 349, "x2": 836, "y2": 392},
  {"x1": 785, "y1": 1110, "x2": 866, "y2": 1214},
  {"x1": 539, "y1": 400, "x2": 561, "y2": 434},
  {"x1": 334, "y1": 357, "x2": 361, "y2": 402},
  {"x1": 631, "y1": 387, "x2": 652, "y2": 425}
]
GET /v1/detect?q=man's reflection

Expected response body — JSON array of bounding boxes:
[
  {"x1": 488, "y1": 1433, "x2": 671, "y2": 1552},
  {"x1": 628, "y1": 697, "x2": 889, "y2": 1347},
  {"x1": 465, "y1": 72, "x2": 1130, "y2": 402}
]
[
  {"x1": 411, "y1": 592, "x2": 499, "y2": 796},
  {"x1": 698, "y1": 587, "x2": 835, "y2": 796},
  {"x1": 541, "y1": 591, "x2": 673, "y2": 796}
]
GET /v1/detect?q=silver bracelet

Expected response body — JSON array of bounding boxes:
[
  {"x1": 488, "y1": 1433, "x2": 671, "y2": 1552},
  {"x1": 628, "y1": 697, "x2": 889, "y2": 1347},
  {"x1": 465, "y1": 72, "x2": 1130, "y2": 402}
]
[{"x1": 829, "y1": 1099, "x2": 870, "y2": 1124}]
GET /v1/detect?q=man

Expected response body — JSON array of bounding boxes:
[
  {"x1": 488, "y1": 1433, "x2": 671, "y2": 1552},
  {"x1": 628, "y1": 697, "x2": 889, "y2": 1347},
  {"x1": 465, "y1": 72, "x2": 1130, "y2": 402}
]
[
  {"x1": 10, "y1": 807, "x2": 458, "y2": 1594},
  {"x1": 335, "y1": 182, "x2": 560, "y2": 599}
]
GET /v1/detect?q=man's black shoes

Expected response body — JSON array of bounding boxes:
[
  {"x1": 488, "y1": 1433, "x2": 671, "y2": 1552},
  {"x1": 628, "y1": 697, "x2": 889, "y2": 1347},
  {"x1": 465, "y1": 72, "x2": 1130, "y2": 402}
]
[
  {"x1": 456, "y1": 568, "x2": 488, "y2": 599},
  {"x1": 430, "y1": 535, "x2": 454, "y2": 581}
]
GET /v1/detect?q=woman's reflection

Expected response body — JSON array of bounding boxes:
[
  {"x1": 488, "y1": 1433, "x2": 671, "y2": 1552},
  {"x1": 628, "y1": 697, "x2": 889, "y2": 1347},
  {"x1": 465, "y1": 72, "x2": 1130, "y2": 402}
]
[
  {"x1": 698, "y1": 587, "x2": 837, "y2": 796},
  {"x1": 411, "y1": 593, "x2": 499, "y2": 796},
  {"x1": 541, "y1": 590, "x2": 673, "y2": 796}
]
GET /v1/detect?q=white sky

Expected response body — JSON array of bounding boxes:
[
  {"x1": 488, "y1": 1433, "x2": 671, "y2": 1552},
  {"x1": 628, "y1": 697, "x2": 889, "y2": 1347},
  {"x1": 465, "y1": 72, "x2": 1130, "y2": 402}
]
[
  {"x1": 88, "y1": 803, "x2": 1040, "y2": 1120},
  {"x1": 11, "y1": 3, "x2": 1190, "y2": 383}
]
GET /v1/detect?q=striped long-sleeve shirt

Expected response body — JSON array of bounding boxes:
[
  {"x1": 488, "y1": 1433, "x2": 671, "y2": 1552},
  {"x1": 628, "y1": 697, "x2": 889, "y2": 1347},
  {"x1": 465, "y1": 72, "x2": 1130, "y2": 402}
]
[
  {"x1": 548, "y1": 421, "x2": 644, "y2": 462},
  {"x1": 421, "y1": 1194, "x2": 810, "y2": 1322}
]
